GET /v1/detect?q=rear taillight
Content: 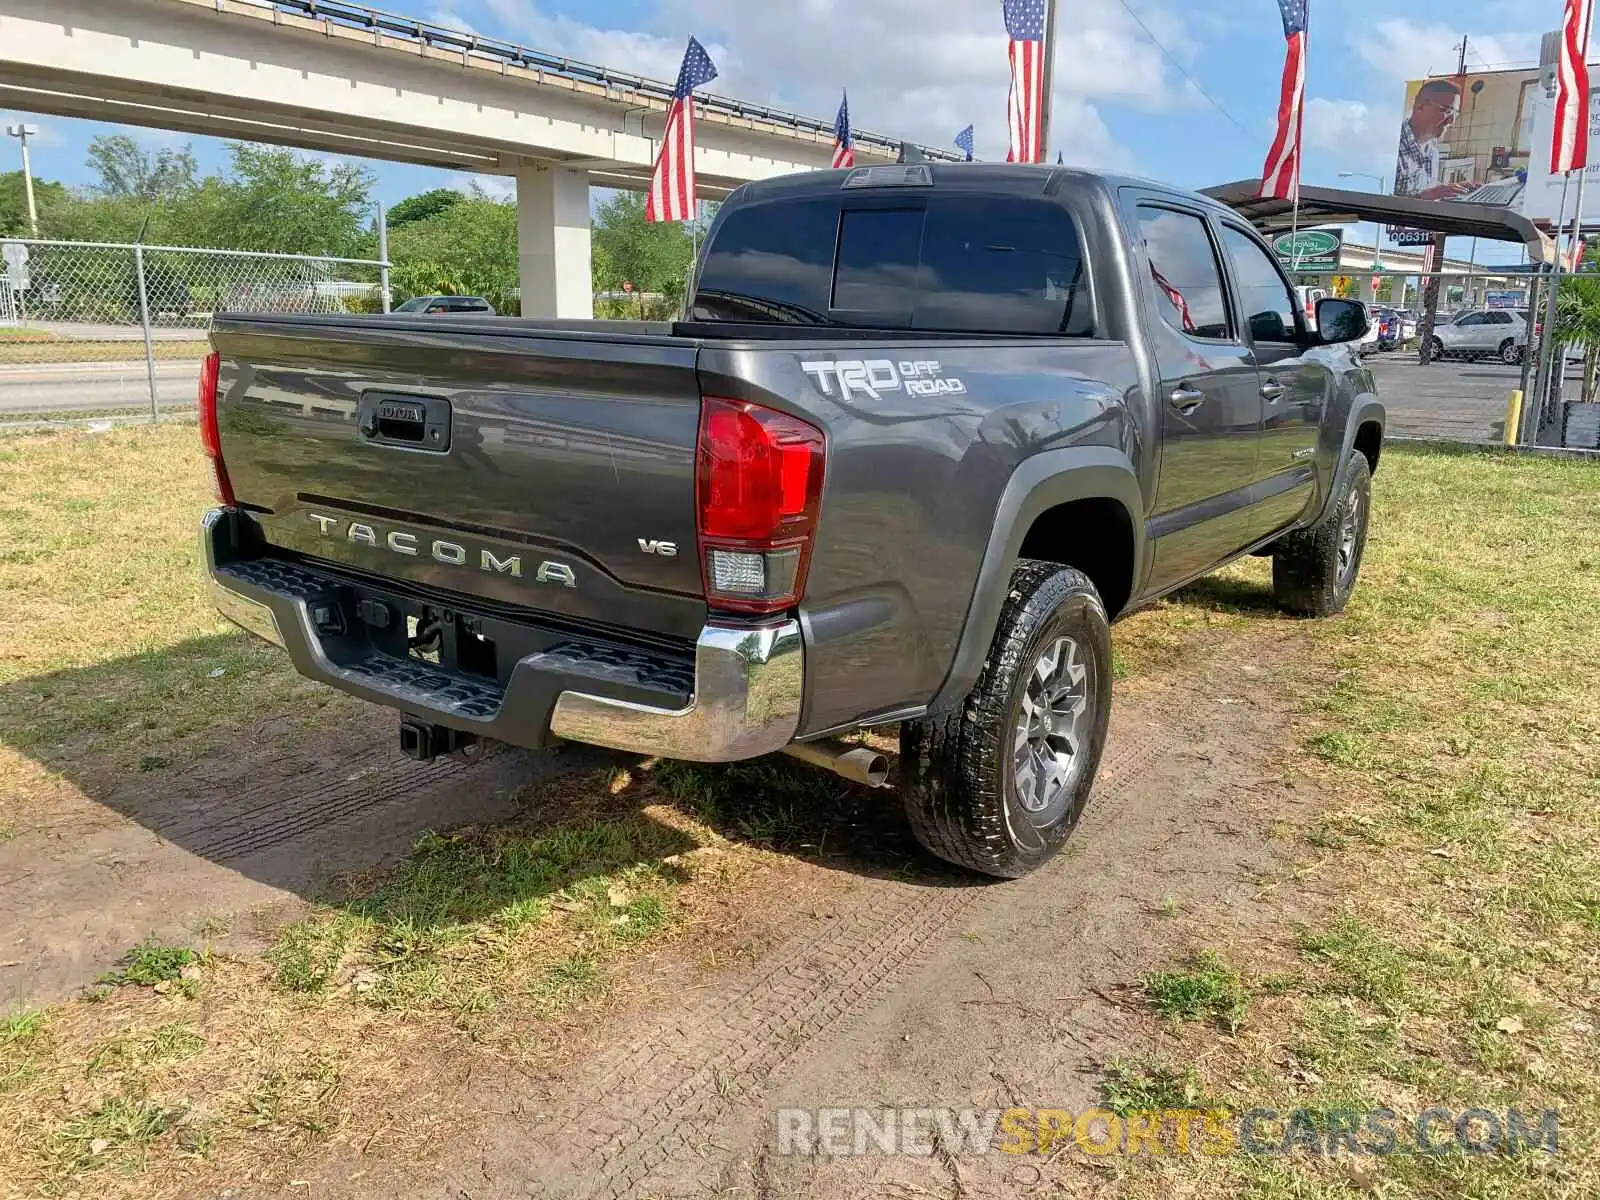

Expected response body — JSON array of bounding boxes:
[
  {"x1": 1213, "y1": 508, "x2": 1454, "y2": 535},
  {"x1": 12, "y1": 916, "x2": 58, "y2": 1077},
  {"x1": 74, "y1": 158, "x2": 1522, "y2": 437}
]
[
  {"x1": 197, "y1": 350, "x2": 235, "y2": 506},
  {"x1": 695, "y1": 396, "x2": 825, "y2": 615}
]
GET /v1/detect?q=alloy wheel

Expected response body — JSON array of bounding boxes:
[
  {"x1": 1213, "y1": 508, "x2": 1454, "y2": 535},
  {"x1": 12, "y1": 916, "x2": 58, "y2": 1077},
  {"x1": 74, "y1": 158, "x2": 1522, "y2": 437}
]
[{"x1": 1012, "y1": 635, "x2": 1092, "y2": 815}]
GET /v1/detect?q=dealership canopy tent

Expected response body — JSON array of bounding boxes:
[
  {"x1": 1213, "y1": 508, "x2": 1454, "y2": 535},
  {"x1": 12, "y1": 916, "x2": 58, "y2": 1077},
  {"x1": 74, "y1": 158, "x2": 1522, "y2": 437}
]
[{"x1": 1201, "y1": 180, "x2": 1555, "y2": 264}]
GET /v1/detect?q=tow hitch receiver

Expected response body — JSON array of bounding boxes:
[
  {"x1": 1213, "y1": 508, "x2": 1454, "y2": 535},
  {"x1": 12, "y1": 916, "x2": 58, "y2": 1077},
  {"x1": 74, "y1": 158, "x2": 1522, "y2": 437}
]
[{"x1": 398, "y1": 718, "x2": 477, "y2": 762}]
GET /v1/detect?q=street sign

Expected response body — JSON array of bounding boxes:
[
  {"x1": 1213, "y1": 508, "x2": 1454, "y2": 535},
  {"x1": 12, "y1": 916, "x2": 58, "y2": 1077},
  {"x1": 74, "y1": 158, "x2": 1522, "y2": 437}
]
[
  {"x1": 1, "y1": 242, "x2": 28, "y2": 290},
  {"x1": 1272, "y1": 229, "x2": 1343, "y2": 272}
]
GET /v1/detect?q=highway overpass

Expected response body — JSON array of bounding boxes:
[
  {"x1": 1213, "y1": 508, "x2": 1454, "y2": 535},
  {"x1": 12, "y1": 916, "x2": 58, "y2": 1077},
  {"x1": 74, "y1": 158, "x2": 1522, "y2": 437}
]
[{"x1": 0, "y1": 0, "x2": 959, "y2": 317}]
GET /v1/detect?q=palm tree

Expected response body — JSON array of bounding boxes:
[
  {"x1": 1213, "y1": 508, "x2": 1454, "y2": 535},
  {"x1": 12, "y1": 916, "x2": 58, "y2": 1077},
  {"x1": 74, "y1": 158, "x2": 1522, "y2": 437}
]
[{"x1": 1554, "y1": 274, "x2": 1600, "y2": 404}]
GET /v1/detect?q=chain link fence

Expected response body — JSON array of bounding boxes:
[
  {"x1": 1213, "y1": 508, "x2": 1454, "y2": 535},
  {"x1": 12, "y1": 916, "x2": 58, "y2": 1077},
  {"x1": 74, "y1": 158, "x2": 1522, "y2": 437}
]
[
  {"x1": 1284, "y1": 267, "x2": 1600, "y2": 448},
  {"x1": 0, "y1": 238, "x2": 388, "y2": 428}
]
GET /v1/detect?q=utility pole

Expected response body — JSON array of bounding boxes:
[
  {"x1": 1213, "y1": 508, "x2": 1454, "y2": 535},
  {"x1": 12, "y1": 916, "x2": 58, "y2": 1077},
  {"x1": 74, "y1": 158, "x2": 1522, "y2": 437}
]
[
  {"x1": 5, "y1": 124, "x2": 40, "y2": 236},
  {"x1": 1039, "y1": 0, "x2": 1058, "y2": 163}
]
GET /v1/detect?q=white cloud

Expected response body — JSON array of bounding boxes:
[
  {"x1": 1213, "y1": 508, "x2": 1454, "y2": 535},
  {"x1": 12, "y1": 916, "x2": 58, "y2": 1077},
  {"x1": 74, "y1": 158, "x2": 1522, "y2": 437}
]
[
  {"x1": 428, "y1": 6, "x2": 477, "y2": 34},
  {"x1": 450, "y1": 172, "x2": 516, "y2": 200},
  {"x1": 1355, "y1": 19, "x2": 1539, "y2": 83},
  {"x1": 484, "y1": 0, "x2": 710, "y2": 82},
  {"x1": 1302, "y1": 97, "x2": 1399, "y2": 178},
  {"x1": 479, "y1": 0, "x2": 1200, "y2": 168}
]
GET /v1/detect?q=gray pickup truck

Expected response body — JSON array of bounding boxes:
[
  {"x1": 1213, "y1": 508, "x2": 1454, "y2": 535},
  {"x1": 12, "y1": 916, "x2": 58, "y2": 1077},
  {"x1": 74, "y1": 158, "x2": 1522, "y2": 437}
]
[{"x1": 200, "y1": 163, "x2": 1384, "y2": 877}]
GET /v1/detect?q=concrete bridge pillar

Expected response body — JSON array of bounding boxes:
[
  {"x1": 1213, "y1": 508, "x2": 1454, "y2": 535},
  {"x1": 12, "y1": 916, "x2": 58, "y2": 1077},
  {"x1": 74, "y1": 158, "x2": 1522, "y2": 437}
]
[{"x1": 516, "y1": 163, "x2": 592, "y2": 319}]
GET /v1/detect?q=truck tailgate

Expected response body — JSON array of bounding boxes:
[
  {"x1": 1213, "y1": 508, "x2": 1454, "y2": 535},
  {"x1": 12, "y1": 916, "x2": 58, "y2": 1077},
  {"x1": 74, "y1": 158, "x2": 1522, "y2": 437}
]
[{"x1": 212, "y1": 316, "x2": 707, "y2": 643}]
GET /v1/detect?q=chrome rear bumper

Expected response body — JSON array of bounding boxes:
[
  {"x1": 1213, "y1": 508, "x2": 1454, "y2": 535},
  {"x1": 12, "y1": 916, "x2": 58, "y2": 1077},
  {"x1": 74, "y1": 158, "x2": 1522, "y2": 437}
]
[
  {"x1": 548, "y1": 622, "x2": 802, "y2": 760},
  {"x1": 204, "y1": 508, "x2": 803, "y2": 761}
]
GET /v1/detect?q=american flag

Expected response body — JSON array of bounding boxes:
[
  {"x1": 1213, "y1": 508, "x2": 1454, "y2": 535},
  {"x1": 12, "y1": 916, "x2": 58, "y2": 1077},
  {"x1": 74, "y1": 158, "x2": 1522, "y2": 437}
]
[
  {"x1": 832, "y1": 91, "x2": 856, "y2": 169},
  {"x1": 955, "y1": 124, "x2": 975, "y2": 161},
  {"x1": 1258, "y1": 0, "x2": 1308, "y2": 202},
  {"x1": 1151, "y1": 264, "x2": 1196, "y2": 334},
  {"x1": 1004, "y1": 0, "x2": 1047, "y2": 164},
  {"x1": 646, "y1": 36, "x2": 718, "y2": 223},
  {"x1": 1552, "y1": 0, "x2": 1592, "y2": 174}
]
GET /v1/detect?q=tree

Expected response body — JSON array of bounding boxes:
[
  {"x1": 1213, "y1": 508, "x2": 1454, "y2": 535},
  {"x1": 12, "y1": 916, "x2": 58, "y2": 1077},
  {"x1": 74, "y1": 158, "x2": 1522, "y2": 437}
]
[
  {"x1": 387, "y1": 188, "x2": 462, "y2": 228},
  {"x1": 0, "y1": 170, "x2": 68, "y2": 235},
  {"x1": 590, "y1": 191, "x2": 695, "y2": 305},
  {"x1": 86, "y1": 135, "x2": 197, "y2": 202},
  {"x1": 1554, "y1": 274, "x2": 1600, "y2": 404},
  {"x1": 387, "y1": 194, "x2": 518, "y2": 313},
  {"x1": 192, "y1": 144, "x2": 376, "y2": 256}
]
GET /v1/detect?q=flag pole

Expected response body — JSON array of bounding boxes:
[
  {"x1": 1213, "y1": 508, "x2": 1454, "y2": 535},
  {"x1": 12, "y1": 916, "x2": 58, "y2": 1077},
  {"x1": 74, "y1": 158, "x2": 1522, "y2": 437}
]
[
  {"x1": 1537, "y1": 0, "x2": 1596, "y2": 439},
  {"x1": 1563, "y1": 0, "x2": 1596, "y2": 270},
  {"x1": 1039, "y1": 0, "x2": 1059, "y2": 161},
  {"x1": 1289, "y1": 0, "x2": 1309, "y2": 271}
]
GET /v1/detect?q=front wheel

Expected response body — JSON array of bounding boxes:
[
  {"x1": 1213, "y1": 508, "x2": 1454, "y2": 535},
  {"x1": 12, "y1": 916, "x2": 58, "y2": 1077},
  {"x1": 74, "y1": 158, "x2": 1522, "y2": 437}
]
[
  {"x1": 1271, "y1": 452, "x2": 1373, "y2": 617},
  {"x1": 900, "y1": 562, "x2": 1112, "y2": 878}
]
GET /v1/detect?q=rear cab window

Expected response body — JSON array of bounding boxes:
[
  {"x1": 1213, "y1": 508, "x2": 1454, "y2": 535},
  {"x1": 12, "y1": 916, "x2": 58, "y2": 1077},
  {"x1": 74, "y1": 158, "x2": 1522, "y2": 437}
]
[{"x1": 691, "y1": 189, "x2": 1093, "y2": 336}]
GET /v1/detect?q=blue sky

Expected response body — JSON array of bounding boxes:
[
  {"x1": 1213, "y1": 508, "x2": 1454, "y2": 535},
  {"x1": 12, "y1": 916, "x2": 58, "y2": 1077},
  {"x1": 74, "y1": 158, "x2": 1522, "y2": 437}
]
[{"x1": 1, "y1": 0, "x2": 1554, "y2": 263}]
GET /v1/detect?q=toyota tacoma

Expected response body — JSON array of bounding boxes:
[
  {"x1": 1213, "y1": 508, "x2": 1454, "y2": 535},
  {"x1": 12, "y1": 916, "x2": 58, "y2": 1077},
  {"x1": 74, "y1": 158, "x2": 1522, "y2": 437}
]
[{"x1": 200, "y1": 164, "x2": 1384, "y2": 878}]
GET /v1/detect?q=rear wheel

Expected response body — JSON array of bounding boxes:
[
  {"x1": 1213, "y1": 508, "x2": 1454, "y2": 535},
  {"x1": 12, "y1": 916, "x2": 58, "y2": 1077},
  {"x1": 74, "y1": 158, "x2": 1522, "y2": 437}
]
[
  {"x1": 1428, "y1": 337, "x2": 1446, "y2": 362},
  {"x1": 900, "y1": 562, "x2": 1112, "y2": 878},
  {"x1": 1500, "y1": 338, "x2": 1522, "y2": 365},
  {"x1": 1271, "y1": 452, "x2": 1372, "y2": 617}
]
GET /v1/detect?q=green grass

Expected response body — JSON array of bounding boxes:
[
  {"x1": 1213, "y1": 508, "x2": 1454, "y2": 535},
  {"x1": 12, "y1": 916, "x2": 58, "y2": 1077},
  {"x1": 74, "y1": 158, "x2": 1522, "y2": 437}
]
[
  {"x1": 1120, "y1": 447, "x2": 1600, "y2": 1198},
  {"x1": 1144, "y1": 951, "x2": 1250, "y2": 1033},
  {"x1": 0, "y1": 425, "x2": 353, "y2": 780},
  {"x1": 268, "y1": 811, "x2": 695, "y2": 1021},
  {"x1": 100, "y1": 945, "x2": 196, "y2": 989},
  {"x1": 1100, "y1": 1059, "x2": 1209, "y2": 1116},
  {"x1": 0, "y1": 337, "x2": 208, "y2": 364}
]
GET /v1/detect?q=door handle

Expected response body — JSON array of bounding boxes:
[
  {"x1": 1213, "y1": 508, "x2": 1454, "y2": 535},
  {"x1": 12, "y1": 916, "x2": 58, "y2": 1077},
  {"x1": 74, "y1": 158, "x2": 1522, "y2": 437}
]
[
  {"x1": 1169, "y1": 386, "x2": 1205, "y2": 414},
  {"x1": 1260, "y1": 380, "x2": 1286, "y2": 403}
]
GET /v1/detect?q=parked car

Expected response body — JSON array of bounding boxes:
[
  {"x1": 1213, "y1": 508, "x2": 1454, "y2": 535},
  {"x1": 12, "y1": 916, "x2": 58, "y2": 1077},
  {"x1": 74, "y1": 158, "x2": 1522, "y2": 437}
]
[
  {"x1": 1372, "y1": 307, "x2": 1402, "y2": 351},
  {"x1": 199, "y1": 163, "x2": 1384, "y2": 878},
  {"x1": 1295, "y1": 284, "x2": 1328, "y2": 333},
  {"x1": 1358, "y1": 304, "x2": 1384, "y2": 353},
  {"x1": 394, "y1": 294, "x2": 497, "y2": 314},
  {"x1": 1431, "y1": 308, "x2": 1526, "y2": 364}
]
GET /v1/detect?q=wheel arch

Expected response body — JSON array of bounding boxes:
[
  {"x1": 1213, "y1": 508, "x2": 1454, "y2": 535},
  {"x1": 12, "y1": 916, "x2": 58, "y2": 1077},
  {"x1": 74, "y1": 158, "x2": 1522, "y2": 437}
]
[{"x1": 928, "y1": 446, "x2": 1146, "y2": 713}]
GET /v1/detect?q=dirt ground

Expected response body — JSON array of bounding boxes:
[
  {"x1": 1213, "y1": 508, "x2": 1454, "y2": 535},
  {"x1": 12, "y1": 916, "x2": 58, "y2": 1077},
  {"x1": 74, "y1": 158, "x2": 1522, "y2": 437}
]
[{"x1": 2, "y1": 598, "x2": 1322, "y2": 1198}]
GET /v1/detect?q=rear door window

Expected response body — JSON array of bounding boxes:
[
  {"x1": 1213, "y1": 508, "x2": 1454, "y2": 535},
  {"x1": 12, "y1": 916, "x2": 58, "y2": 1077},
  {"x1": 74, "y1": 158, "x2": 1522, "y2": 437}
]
[{"x1": 1134, "y1": 205, "x2": 1230, "y2": 340}]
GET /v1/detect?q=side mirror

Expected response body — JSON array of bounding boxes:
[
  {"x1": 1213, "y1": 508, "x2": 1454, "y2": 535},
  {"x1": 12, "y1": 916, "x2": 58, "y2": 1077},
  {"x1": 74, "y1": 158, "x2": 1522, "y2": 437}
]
[{"x1": 1314, "y1": 297, "x2": 1369, "y2": 344}]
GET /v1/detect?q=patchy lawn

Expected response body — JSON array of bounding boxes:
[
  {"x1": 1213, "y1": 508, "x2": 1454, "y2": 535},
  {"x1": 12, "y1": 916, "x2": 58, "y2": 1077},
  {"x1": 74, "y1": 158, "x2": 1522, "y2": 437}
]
[
  {"x1": 3, "y1": 427, "x2": 1595, "y2": 1198},
  {"x1": 0, "y1": 338, "x2": 209, "y2": 364},
  {"x1": 1112, "y1": 447, "x2": 1600, "y2": 1198}
]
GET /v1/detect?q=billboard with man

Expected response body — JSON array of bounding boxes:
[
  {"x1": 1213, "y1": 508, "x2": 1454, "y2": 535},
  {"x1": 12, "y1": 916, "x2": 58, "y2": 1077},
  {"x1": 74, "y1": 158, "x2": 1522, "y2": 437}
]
[{"x1": 1388, "y1": 68, "x2": 1542, "y2": 245}]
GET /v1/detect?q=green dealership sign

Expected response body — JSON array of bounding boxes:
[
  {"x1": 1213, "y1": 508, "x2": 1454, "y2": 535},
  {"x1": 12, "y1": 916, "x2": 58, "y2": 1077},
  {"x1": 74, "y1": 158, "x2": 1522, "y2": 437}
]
[{"x1": 1272, "y1": 229, "x2": 1343, "y2": 272}]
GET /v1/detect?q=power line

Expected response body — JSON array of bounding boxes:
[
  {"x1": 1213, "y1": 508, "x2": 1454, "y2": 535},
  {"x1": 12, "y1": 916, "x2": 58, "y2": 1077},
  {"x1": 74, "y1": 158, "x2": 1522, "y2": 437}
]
[{"x1": 1112, "y1": 0, "x2": 1256, "y2": 144}]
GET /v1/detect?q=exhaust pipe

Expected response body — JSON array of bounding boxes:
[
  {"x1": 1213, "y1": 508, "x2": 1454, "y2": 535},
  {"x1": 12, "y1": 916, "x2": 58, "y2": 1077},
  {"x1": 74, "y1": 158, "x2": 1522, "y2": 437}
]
[{"x1": 782, "y1": 739, "x2": 891, "y2": 788}]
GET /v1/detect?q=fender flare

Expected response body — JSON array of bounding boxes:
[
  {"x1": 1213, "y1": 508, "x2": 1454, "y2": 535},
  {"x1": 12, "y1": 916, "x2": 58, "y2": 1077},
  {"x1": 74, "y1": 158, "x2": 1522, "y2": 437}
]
[
  {"x1": 1313, "y1": 396, "x2": 1386, "y2": 526},
  {"x1": 928, "y1": 445, "x2": 1147, "y2": 713}
]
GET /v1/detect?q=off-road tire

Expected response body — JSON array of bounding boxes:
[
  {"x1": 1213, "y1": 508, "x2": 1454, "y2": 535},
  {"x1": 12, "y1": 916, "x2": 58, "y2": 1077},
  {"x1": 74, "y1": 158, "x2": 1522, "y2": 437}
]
[
  {"x1": 1271, "y1": 451, "x2": 1372, "y2": 617},
  {"x1": 899, "y1": 561, "x2": 1113, "y2": 878}
]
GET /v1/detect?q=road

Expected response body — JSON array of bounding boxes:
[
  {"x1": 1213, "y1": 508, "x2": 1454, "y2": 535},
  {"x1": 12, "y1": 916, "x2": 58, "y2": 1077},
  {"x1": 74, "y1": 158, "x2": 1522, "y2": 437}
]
[{"x1": 0, "y1": 360, "x2": 200, "y2": 414}]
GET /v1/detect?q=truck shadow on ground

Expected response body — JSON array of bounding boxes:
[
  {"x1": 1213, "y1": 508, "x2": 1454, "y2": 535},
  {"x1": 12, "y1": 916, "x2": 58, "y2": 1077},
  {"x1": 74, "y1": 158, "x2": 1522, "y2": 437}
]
[
  {"x1": 2, "y1": 568, "x2": 1287, "y2": 961},
  {"x1": 0, "y1": 631, "x2": 971, "y2": 930}
]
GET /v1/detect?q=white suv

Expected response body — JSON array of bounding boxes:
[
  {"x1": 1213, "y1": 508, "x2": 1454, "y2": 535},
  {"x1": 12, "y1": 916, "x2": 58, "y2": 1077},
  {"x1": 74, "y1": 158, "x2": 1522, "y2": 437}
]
[{"x1": 1431, "y1": 309, "x2": 1526, "y2": 364}]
